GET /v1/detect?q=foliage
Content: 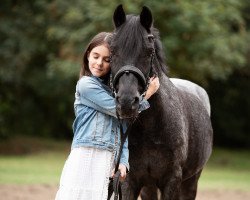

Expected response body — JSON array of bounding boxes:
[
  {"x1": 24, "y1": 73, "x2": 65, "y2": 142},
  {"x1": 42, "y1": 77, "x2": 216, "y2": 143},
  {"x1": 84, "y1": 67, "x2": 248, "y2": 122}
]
[
  {"x1": 208, "y1": 67, "x2": 250, "y2": 147},
  {"x1": 43, "y1": 0, "x2": 249, "y2": 85},
  {"x1": 0, "y1": 0, "x2": 75, "y2": 139},
  {"x1": 125, "y1": 0, "x2": 248, "y2": 84},
  {"x1": 0, "y1": 0, "x2": 249, "y2": 147}
]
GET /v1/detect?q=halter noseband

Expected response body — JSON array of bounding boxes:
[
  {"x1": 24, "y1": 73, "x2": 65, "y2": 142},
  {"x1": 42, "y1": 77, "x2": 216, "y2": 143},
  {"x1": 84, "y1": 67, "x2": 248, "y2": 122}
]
[{"x1": 112, "y1": 65, "x2": 147, "y2": 91}]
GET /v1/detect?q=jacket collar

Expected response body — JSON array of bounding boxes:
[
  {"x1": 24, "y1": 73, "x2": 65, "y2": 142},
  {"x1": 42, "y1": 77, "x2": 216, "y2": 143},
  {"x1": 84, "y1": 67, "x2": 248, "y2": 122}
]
[{"x1": 91, "y1": 75, "x2": 112, "y2": 94}]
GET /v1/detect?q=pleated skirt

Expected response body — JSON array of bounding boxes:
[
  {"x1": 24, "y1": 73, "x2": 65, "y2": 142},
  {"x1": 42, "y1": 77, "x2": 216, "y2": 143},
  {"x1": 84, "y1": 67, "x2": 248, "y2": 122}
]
[{"x1": 55, "y1": 147, "x2": 114, "y2": 200}]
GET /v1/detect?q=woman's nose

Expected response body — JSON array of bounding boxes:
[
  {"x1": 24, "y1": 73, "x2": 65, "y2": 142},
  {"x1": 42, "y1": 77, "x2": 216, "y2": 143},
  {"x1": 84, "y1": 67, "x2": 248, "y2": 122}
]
[{"x1": 97, "y1": 58, "x2": 102, "y2": 66}]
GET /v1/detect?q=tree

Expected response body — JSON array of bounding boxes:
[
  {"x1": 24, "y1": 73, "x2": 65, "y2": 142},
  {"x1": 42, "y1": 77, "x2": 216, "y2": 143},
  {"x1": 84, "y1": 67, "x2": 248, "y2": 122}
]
[
  {"x1": 0, "y1": 0, "x2": 249, "y2": 147},
  {"x1": 45, "y1": 0, "x2": 249, "y2": 85}
]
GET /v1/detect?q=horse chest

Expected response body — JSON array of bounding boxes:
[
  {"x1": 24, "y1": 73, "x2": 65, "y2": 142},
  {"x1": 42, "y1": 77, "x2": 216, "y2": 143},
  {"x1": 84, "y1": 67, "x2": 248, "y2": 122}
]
[{"x1": 129, "y1": 143, "x2": 179, "y2": 179}]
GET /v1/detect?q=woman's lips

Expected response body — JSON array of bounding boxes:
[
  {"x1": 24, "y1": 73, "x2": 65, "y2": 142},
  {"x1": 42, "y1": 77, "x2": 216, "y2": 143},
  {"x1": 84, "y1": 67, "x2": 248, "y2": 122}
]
[{"x1": 93, "y1": 67, "x2": 103, "y2": 71}]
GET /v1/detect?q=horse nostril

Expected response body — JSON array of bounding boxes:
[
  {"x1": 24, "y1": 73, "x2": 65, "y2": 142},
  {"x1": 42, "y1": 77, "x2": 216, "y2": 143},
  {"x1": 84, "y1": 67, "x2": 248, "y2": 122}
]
[{"x1": 133, "y1": 96, "x2": 139, "y2": 105}]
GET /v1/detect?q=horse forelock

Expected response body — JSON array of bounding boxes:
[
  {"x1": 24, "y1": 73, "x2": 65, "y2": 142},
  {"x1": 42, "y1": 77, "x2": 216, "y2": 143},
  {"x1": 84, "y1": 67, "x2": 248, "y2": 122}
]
[
  {"x1": 111, "y1": 14, "x2": 168, "y2": 76},
  {"x1": 112, "y1": 15, "x2": 144, "y2": 60}
]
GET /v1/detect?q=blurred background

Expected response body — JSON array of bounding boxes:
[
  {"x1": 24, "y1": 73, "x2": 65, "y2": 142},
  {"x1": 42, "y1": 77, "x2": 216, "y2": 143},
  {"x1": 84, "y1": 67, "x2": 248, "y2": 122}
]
[{"x1": 0, "y1": 0, "x2": 249, "y2": 199}]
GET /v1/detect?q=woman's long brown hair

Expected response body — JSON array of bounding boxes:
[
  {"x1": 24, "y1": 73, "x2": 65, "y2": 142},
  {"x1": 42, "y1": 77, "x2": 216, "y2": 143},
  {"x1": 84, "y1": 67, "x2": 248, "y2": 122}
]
[{"x1": 79, "y1": 32, "x2": 112, "y2": 79}]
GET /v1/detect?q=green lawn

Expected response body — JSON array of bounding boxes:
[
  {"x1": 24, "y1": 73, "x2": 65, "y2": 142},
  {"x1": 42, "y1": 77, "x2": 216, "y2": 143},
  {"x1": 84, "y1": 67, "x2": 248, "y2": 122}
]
[
  {"x1": 0, "y1": 138, "x2": 250, "y2": 191},
  {"x1": 0, "y1": 152, "x2": 68, "y2": 184},
  {"x1": 0, "y1": 137, "x2": 70, "y2": 184},
  {"x1": 199, "y1": 148, "x2": 250, "y2": 191}
]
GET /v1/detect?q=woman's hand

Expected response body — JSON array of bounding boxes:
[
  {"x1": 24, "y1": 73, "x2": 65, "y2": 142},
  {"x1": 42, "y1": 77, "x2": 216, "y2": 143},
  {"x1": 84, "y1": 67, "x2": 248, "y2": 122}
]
[
  {"x1": 144, "y1": 76, "x2": 160, "y2": 100},
  {"x1": 111, "y1": 164, "x2": 127, "y2": 181}
]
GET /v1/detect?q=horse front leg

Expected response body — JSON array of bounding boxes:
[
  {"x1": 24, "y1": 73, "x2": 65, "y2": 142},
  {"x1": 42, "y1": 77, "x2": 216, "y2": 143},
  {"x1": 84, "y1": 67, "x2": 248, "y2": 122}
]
[
  {"x1": 159, "y1": 166, "x2": 183, "y2": 200},
  {"x1": 140, "y1": 185, "x2": 158, "y2": 200},
  {"x1": 179, "y1": 170, "x2": 202, "y2": 200},
  {"x1": 121, "y1": 175, "x2": 142, "y2": 200}
]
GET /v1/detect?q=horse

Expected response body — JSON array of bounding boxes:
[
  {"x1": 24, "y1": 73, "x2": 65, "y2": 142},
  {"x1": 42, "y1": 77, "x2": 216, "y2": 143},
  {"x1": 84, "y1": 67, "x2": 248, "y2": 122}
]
[{"x1": 110, "y1": 5, "x2": 213, "y2": 200}]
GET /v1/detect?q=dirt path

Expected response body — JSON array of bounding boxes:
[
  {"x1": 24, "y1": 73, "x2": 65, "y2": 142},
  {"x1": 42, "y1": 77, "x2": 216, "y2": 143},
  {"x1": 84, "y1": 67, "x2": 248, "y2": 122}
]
[{"x1": 0, "y1": 184, "x2": 249, "y2": 200}]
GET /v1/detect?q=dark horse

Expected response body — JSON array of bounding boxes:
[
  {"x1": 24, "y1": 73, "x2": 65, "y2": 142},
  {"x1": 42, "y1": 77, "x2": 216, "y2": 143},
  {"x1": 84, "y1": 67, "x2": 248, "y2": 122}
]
[{"x1": 110, "y1": 5, "x2": 213, "y2": 200}]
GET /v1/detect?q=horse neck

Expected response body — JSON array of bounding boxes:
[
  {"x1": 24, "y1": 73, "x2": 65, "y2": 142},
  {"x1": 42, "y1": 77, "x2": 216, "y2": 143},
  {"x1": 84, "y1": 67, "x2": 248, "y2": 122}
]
[{"x1": 151, "y1": 74, "x2": 179, "y2": 108}]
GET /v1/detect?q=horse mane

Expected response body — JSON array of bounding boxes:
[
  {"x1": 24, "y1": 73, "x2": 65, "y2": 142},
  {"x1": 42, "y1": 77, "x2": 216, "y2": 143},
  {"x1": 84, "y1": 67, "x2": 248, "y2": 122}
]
[
  {"x1": 112, "y1": 15, "x2": 168, "y2": 76},
  {"x1": 151, "y1": 27, "x2": 168, "y2": 75}
]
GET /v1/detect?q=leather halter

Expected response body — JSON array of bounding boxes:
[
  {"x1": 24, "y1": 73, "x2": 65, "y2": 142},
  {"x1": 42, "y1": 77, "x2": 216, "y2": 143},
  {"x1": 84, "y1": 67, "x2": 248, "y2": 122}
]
[
  {"x1": 110, "y1": 37, "x2": 155, "y2": 96},
  {"x1": 110, "y1": 33, "x2": 156, "y2": 96},
  {"x1": 112, "y1": 65, "x2": 147, "y2": 91}
]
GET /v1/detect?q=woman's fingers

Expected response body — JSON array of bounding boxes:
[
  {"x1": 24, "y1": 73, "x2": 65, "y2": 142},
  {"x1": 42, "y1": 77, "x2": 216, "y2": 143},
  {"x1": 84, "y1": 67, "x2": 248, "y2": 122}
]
[
  {"x1": 119, "y1": 164, "x2": 127, "y2": 180},
  {"x1": 111, "y1": 164, "x2": 127, "y2": 181}
]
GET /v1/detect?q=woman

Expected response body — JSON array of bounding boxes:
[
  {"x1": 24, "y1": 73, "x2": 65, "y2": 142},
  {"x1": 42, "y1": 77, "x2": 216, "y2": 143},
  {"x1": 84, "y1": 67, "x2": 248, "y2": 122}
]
[{"x1": 55, "y1": 32, "x2": 160, "y2": 200}]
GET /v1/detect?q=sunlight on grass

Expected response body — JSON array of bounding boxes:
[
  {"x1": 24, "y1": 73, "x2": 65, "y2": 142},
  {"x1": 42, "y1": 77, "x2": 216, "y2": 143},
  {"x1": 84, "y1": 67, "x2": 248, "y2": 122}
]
[
  {"x1": 199, "y1": 168, "x2": 250, "y2": 191},
  {"x1": 199, "y1": 148, "x2": 250, "y2": 191},
  {"x1": 0, "y1": 137, "x2": 71, "y2": 185},
  {"x1": 0, "y1": 138, "x2": 250, "y2": 191},
  {"x1": 0, "y1": 152, "x2": 69, "y2": 184}
]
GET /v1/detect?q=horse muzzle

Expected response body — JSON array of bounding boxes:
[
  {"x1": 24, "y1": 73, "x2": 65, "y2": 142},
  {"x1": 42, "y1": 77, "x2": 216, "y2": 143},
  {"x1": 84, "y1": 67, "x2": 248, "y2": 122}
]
[
  {"x1": 115, "y1": 93, "x2": 140, "y2": 119},
  {"x1": 112, "y1": 65, "x2": 148, "y2": 119}
]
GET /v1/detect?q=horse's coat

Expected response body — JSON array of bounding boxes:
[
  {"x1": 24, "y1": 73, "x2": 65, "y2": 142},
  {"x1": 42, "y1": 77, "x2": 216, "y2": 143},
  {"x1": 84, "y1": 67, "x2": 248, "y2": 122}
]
[
  {"x1": 170, "y1": 78, "x2": 211, "y2": 116},
  {"x1": 110, "y1": 5, "x2": 213, "y2": 200}
]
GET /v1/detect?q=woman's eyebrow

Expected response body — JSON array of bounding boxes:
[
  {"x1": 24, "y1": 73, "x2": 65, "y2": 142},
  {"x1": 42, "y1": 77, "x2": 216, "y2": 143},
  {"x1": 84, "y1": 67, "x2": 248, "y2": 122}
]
[
  {"x1": 91, "y1": 51, "x2": 109, "y2": 57},
  {"x1": 92, "y1": 52, "x2": 100, "y2": 55}
]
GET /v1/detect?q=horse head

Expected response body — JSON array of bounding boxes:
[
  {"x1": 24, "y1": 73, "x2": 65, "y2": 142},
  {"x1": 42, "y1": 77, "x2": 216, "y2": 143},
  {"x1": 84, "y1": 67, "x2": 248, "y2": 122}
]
[{"x1": 110, "y1": 5, "x2": 157, "y2": 119}]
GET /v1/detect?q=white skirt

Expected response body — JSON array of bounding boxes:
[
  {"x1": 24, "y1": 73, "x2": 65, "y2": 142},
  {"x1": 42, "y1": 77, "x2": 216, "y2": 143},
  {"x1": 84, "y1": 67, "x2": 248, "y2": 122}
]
[{"x1": 55, "y1": 147, "x2": 114, "y2": 200}]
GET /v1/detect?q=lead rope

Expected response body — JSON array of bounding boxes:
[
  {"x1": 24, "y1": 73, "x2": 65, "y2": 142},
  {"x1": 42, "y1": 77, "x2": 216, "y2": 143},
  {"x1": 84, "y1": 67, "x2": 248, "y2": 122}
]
[{"x1": 108, "y1": 116, "x2": 130, "y2": 200}]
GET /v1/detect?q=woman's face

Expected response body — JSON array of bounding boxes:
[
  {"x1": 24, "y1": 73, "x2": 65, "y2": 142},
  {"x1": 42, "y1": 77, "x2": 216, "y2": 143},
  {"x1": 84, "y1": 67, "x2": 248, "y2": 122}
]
[{"x1": 88, "y1": 44, "x2": 110, "y2": 77}]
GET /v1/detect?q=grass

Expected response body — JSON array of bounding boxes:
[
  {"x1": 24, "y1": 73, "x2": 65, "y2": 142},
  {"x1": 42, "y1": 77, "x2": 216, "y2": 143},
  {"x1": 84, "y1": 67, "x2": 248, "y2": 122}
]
[
  {"x1": 199, "y1": 148, "x2": 250, "y2": 191},
  {"x1": 0, "y1": 137, "x2": 71, "y2": 185},
  {"x1": 0, "y1": 137, "x2": 250, "y2": 191},
  {"x1": 0, "y1": 152, "x2": 68, "y2": 184}
]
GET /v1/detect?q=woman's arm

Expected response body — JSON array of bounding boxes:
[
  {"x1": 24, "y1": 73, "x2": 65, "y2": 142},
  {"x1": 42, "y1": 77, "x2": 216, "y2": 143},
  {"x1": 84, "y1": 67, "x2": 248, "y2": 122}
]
[
  {"x1": 120, "y1": 136, "x2": 129, "y2": 170},
  {"x1": 77, "y1": 77, "x2": 117, "y2": 117},
  {"x1": 143, "y1": 76, "x2": 160, "y2": 100},
  {"x1": 78, "y1": 76, "x2": 160, "y2": 117}
]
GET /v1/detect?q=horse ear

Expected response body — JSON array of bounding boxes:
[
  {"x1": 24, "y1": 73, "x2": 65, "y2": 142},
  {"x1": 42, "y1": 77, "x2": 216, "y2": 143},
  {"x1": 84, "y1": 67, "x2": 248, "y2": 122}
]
[
  {"x1": 140, "y1": 6, "x2": 153, "y2": 32},
  {"x1": 113, "y1": 4, "x2": 126, "y2": 28}
]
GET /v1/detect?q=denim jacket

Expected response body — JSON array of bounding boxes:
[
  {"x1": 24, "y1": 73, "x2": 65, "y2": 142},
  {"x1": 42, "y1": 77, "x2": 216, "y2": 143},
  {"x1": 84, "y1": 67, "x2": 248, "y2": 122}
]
[{"x1": 72, "y1": 76, "x2": 150, "y2": 169}]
